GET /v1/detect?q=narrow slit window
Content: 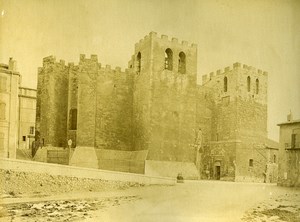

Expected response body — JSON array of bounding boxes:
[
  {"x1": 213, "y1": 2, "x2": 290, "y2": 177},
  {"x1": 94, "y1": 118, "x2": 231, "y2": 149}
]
[
  {"x1": 224, "y1": 77, "x2": 228, "y2": 92},
  {"x1": 249, "y1": 159, "x2": 253, "y2": 167},
  {"x1": 137, "y1": 52, "x2": 141, "y2": 73},
  {"x1": 256, "y1": 79, "x2": 259, "y2": 94},
  {"x1": 247, "y1": 76, "x2": 251, "y2": 92},
  {"x1": 178, "y1": 52, "x2": 186, "y2": 74}
]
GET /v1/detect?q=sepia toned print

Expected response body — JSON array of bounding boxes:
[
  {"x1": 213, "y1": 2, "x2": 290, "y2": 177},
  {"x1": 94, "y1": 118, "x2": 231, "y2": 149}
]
[{"x1": 0, "y1": 0, "x2": 299, "y2": 221}]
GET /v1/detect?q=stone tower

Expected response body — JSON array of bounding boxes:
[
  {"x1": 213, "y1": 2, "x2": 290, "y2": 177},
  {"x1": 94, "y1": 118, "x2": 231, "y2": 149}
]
[
  {"x1": 128, "y1": 32, "x2": 198, "y2": 162},
  {"x1": 201, "y1": 63, "x2": 269, "y2": 181},
  {"x1": 36, "y1": 56, "x2": 69, "y2": 148}
]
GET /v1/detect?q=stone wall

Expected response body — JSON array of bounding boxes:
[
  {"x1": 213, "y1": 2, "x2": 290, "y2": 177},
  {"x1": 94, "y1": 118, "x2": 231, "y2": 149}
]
[
  {"x1": 145, "y1": 160, "x2": 199, "y2": 179},
  {"x1": 35, "y1": 33, "x2": 277, "y2": 182},
  {"x1": 0, "y1": 158, "x2": 176, "y2": 185},
  {"x1": 131, "y1": 32, "x2": 198, "y2": 162},
  {"x1": 200, "y1": 62, "x2": 273, "y2": 181},
  {"x1": 76, "y1": 55, "x2": 98, "y2": 147},
  {"x1": 95, "y1": 65, "x2": 133, "y2": 151},
  {"x1": 36, "y1": 56, "x2": 69, "y2": 148}
]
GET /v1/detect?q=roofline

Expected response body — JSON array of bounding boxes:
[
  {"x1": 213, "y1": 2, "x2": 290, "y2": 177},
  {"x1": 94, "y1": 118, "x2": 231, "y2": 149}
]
[
  {"x1": 0, "y1": 68, "x2": 20, "y2": 76},
  {"x1": 277, "y1": 120, "x2": 300, "y2": 126}
]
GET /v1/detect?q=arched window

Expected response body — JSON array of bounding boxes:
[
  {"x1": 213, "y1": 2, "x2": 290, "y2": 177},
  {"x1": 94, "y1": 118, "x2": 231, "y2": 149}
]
[
  {"x1": 137, "y1": 52, "x2": 141, "y2": 73},
  {"x1": 69, "y1": 109, "x2": 77, "y2": 130},
  {"x1": 0, "y1": 103, "x2": 5, "y2": 120},
  {"x1": 224, "y1": 77, "x2": 228, "y2": 92},
  {"x1": 256, "y1": 79, "x2": 259, "y2": 94},
  {"x1": 178, "y1": 52, "x2": 186, "y2": 74},
  {"x1": 247, "y1": 76, "x2": 251, "y2": 92},
  {"x1": 164, "y1": 48, "x2": 173, "y2": 70}
]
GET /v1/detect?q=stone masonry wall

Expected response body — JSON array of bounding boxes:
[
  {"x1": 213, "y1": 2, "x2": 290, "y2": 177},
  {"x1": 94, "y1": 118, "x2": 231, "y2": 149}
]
[
  {"x1": 76, "y1": 55, "x2": 98, "y2": 147},
  {"x1": 36, "y1": 56, "x2": 68, "y2": 147},
  {"x1": 201, "y1": 63, "x2": 269, "y2": 181},
  {"x1": 66, "y1": 64, "x2": 79, "y2": 148},
  {"x1": 95, "y1": 65, "x2": 133, "y2": 150},
  {"x1": 131, "y1": 34, "x2": 152, "y2": 151},
  {"x1": 131, "y1": 32, "x2": 198, "y2": 162}
]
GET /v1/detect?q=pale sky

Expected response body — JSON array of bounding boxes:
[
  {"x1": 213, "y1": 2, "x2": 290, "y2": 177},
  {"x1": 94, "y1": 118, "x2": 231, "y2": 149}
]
[{"x1": 0, "y1": 0, "x2": 299, "y2": 141}]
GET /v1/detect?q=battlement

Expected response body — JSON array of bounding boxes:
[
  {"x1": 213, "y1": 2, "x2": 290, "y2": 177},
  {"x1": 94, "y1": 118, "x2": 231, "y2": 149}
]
[
  {"x1": 42, "y1": 56, "x2": 68, "y2": 68},
  {"x1": 79, "y1": 54, "x2": 98, "y2": 62},
  {"x1": 43, "y1": 55, "x2": 56, "y2": 64},
  {"x1": 202, "y1": 62, "x2": 268, "y2": 85},
  {"x1": 134, "y1": 31, "x2": 197, "y2": 51}
]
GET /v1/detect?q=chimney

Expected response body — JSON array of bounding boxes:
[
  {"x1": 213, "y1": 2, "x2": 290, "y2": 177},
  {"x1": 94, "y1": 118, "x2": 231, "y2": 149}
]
[
  {"x1": 8, "y1": 57, "x2": 17, "y2": 71},
  {"x1": 287, "y1": 110, "x2": 293, "y2": 122}
]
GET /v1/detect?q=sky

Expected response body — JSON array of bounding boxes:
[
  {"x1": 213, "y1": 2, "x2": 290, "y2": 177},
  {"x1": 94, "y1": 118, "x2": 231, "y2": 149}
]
[{"x1": 0, "y1": 0, "x2": 299, "y2": 141}]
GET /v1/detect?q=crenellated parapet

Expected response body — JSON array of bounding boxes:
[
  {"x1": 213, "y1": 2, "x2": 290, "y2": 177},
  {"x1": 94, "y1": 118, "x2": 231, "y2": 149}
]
[
  {"x1": 134, "y1": 31, "x2": 197, "y2": 53},
  {"x1": 202, "y1": 62, "x2": 268, "y2": 85}
]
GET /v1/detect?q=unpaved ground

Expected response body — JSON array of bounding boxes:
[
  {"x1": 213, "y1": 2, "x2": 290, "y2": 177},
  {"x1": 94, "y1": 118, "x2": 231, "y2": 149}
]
[
  {"x1": 1, "y1": 171, "x2": 300, "y2": 222},
  {"x1": 242, "y1": 193, "x2": 300, "y2": 222},
  {"x1": 0, "y1": 196, "x2": 140, "y2": 222},
  {"x1": 0, "y1": 169, "x2": 143, "y2": 198}
]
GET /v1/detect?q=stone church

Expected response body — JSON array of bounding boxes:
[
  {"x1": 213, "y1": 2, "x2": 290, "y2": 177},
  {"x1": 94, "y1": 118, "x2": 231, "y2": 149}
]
[{"x1": 36, "y1": 32, "x2": 278, "y2": 182}]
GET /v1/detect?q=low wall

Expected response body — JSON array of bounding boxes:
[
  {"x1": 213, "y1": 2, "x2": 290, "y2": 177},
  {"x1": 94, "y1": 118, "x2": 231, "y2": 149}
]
[
  {"x1": 0, "y1": 158, "x2": 176, "y2": 185},
  {"x1": 145, "y1": 160, "x2": 199, "y2": 179},
  {"x1": 96, "y1": 149, "x2": 148, "y2": 174},
  {"x1": 47, "y1": 149, "x2": 69, "y2": 165}
]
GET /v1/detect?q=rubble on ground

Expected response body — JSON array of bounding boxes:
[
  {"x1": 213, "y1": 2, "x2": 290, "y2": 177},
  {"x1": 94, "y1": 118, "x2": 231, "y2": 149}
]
[
  {"x1": 242, "y1": 193, "x2": 300, "y2": 222},
  {"x1": 0, "y1": 169, "x2": 144, "y2": 198}
]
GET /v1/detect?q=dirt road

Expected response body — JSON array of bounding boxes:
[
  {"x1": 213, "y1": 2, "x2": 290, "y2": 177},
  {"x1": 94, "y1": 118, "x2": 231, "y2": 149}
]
[{"x1": 1, "y1": 180, "x2": 299, "y2": 222}]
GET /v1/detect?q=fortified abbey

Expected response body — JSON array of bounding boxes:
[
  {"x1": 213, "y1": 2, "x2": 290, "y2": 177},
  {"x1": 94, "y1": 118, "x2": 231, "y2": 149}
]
[{"x1": 36, "y1": 32, "x2": 278, "y2": 182}]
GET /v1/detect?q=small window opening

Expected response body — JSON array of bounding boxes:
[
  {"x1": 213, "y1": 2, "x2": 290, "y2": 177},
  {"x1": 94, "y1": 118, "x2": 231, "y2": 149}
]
[
  {"x1": 247, "y1": 76, "x2": 251, "y2": 92},
  {"x1": 224, "y1": 77, "x2": 228, "y2": 92},
  {"x1": 164, "y1": 48, "x2": 173, "y2": 70},
  {"x1": 178, "y1": 52, "x2": 186, "y2": 74},
  {"x1": 23, "y1": 136, "x2": 26, "y2": 141},
  {"x1": 249, "y1": 159, "x2": 253, "y2": 167},
  {"x1": 291, "y1": 133, "x2": 296, "y2": 149},
  {"x1": 273, "y1": 154, "x2": 276, "y2": 163},
  {"x1": 137, "y1": 52, "x2": 141, "y2": 73},
  {"x1": 29, "y1": 126, "x2": 34, "y2": 134},
  {"x1": 256, "y1": 79, "x2": 259, "y2": 94}
]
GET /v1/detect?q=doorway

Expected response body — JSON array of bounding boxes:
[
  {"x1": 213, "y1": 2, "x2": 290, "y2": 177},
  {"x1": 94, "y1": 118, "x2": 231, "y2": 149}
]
[{"x1": 215, "y1": 165, "x2": 221, "y2": 180}]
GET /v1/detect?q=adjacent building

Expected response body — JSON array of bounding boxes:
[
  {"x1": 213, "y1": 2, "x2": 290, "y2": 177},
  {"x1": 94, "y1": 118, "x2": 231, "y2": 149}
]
[
  {"x1": 36, "y1": 32, "x2": 278, "y2": 181},
  {"x1": 0, "y1": 58, "x2": 20, "y2": 158},
  {"x1": 18, "y1": 87, "x2": 37, "y2": 150},
  {"x1": 277, "y1": 114, "x2": 300, "y2": 187},
  {"x1": 0, "y1": 58, "x2": 36, "y2": 159}
]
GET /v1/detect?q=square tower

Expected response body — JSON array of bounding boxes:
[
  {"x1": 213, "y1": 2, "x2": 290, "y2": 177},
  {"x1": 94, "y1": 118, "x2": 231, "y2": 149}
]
[{"x1": 130, "y1": 32, "x2": 198, "y2": 162}]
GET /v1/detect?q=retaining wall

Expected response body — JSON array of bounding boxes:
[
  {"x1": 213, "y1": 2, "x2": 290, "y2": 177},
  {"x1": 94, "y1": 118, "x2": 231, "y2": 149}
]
[{"x1": 0, "y1": 158, "x2": 175, "y2": 185}]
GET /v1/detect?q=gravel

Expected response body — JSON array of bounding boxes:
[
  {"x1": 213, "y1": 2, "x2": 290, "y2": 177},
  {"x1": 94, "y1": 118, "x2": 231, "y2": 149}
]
[{"x1": 0, "y1": 169, "x2": 144, "y2": 198}]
